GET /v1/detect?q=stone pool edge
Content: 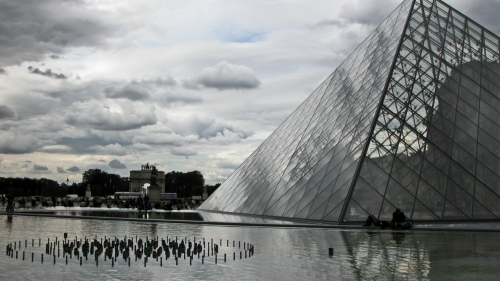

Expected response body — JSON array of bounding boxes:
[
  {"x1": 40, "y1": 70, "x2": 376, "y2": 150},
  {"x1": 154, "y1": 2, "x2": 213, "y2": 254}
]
[{"x1": 2, "y1": 211, "x2": 500, "y2": 233}]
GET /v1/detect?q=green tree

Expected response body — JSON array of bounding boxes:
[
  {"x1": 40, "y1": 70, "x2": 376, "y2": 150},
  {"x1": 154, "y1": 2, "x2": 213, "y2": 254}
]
[
  {"x1": 164, "y1": 170, "x2": 205, "y2": 198},
  {"x1": 81, "y1": 169, "x2": 130, "y2": 196},
  {"x1": 206, "y1": 183, "x2": 221, "y2": 197}
]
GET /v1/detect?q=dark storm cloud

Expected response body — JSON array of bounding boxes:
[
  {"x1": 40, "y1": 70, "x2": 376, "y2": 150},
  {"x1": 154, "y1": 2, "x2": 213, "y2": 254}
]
[
  {"x1": 0, "y1": 105, "x2": 16, "y2": 119},
  {"x1": 28, "y1": 66, "x2": 67, "y2": 79},
  {"x1": 104, "y1": 77, "x2": 177, "y2": 101},
  {"x1": 34, "y1": 164, "x2": 48, "y2": 170},
  {"x1": 163, "y1": 94, "x2": 203, "y2": 107},
  {"x1": 104, "y1": 84, "x2": 150, "y2": 101},
  {"x1": 49, "y1": 54, "x2": 60, "y2": 59},
  {"x1": 191, "y1": 61, "x2": 261, "y2": 90},
  {"x1": 0, "y1": 68, "x2": 5, "y2": 74},
  {"x1": 0, "y1": 132, "x2": 52, "y2": 154},
  {"x1": 108, "y1": 159, "x2": 126, "y2": 169},
  {"x1": 56, "y1": 135, "x2": 130, "y2": 154},
  {"x1": 65, "y1": 114, "x2": 157, "y2": 131},
  {"x1": 36, "y1": 80, "x2": 115, "y2": 110},
  {"x1": 66, "y1": 166, "x2": 80, "y2": 172},
  {"x1": 57, "y1": 167, "x2": 66, "y2": 173},
  {"x1": 0, "y1": 0, "x2": 126, "y2": 68}
]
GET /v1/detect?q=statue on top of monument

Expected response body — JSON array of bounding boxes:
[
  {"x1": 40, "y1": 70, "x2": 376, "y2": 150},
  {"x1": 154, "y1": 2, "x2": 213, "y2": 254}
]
[{"x1": 151, "y1": 165, "x2": 158, "y2": 185}]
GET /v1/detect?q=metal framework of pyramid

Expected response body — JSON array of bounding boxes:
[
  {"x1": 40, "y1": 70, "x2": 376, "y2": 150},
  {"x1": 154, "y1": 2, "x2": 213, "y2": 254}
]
[{"x1": 200, "y1": 0, "x2": 500, "y2": 222}]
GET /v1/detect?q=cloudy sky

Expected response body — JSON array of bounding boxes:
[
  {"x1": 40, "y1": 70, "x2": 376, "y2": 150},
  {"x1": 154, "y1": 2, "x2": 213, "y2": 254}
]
[{"x1": 0, "y1": 0, "x2": 498, "y2": 185}]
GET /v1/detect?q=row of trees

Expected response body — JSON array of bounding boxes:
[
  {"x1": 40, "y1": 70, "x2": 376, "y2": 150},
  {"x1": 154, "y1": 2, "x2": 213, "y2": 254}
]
[
  {"x1": 164, "y1": 171, "x2": 220, "y2": 198},
  {"x1": 0, "y1": 177, "x2": 61, "y2": 197},
  {"x1": 0, "y1": 169, "x2": 221, "y2": 199},
  {"x1": 82, "y1": 169, "x2": 130, "y2": 197}
]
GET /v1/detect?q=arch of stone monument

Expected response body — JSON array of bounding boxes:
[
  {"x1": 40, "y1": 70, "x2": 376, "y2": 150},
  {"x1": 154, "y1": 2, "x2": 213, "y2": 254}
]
[{"x1": 129, "y1": 164, "x2": 165, "y2": 193}]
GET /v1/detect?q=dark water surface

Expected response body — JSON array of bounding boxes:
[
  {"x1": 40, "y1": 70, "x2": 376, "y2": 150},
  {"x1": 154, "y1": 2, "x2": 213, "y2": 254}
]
[
  {"x1": 1, "y1": 214, "x2": 500, "y2": 280},
  {"x1": 10, "y1": 207, "x2": 301, "y2": 224}
]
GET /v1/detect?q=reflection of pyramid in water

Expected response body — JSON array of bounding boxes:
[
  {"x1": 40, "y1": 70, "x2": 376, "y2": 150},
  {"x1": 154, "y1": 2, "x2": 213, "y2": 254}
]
[{"x1": 200, "y1": 0, "x2": 500, "y2": 222}]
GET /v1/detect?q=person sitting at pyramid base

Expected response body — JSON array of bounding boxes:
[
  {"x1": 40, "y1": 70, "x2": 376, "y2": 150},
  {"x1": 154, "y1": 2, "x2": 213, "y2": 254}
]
[
  {"x1": 363, "y1": 214, "x2": 390, "y2": 229},
  {"x1": 390, "y1": 208, "x2": 413, "y2": 230}
]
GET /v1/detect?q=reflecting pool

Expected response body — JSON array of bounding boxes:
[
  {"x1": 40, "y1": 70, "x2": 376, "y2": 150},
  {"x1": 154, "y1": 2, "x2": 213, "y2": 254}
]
[{"x1": 1, "y1": 214, "x2": 500, "y2": 280}]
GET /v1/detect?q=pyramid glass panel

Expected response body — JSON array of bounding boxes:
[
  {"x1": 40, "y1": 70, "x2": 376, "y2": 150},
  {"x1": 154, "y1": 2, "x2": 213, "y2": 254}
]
[{"x1": 200, "y1": 0, "x2": 500, "y2": 223}]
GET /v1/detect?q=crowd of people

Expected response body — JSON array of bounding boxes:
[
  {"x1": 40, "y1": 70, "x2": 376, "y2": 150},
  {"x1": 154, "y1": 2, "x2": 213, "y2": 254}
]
[
  {"x1": 1, "y1": 194, "x2": 79, "y2": 209},
  {"x1": 1, "y1": 193, "x2": 202, "y2": 212},
  {"x1": 114, "y1": 196, "x2": 201, "y2": 211}
]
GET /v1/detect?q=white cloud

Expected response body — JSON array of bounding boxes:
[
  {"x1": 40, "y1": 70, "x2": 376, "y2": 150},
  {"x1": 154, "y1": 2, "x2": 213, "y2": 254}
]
[{"x1": 65, "y1": 100, "x2": 157, "y2": 131}]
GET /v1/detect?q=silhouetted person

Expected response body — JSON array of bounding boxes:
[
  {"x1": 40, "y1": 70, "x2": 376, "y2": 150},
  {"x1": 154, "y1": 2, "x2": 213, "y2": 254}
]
[
  {"x1": 144, "y1": 195, "x2": 149, "y2": 211},
  {"x1": 363, "y1": 214, "x2": 390, "y2": 229},
  {"x1": 6, "y1": 193, "x2": 14, "y2": 212},
  {"x1": 391, "y1": 208, "x2": 412, "y2": 229},
  {"x1": 137, "y1": 196, "x2": 143, "y2": 211}
]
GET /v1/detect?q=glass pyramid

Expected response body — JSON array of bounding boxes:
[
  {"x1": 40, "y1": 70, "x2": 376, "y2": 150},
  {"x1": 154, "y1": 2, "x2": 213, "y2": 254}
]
[{"x1": 200, "y1": 0, "x2": 500, "y2": 223}]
